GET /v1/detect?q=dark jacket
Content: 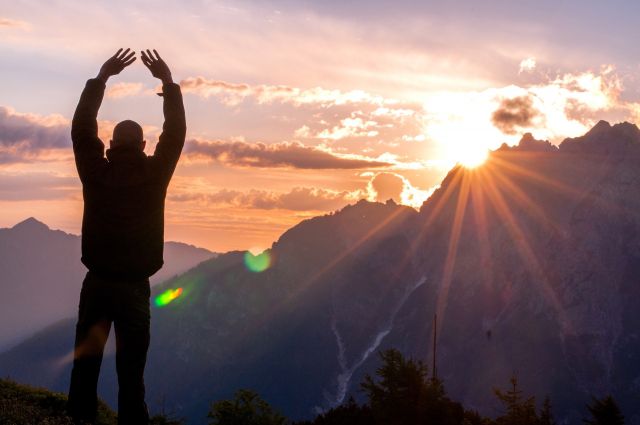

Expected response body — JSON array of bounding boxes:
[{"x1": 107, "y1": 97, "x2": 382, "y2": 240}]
[{"x1": 72, "y1": 79, "x2": 186, "y2": 279}]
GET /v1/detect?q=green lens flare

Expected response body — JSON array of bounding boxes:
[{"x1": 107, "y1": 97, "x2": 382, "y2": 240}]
[
  {"x1": 154, "y1": 287, "x2": 183, "y2": 307},
  {"x1": 244, "y1": 250, "x2": 271, "y2": 272}
]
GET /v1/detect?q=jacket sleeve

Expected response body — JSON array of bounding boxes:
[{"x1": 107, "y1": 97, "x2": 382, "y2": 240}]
[
  {"x1": 153, "y1": 82, "x2": 186, "y2": 182},
  {"x1": 71, "y1": 79, "x2": 107, "y2": 183}
]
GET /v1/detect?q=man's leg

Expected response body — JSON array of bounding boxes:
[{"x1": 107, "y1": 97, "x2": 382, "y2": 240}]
[
  {"x1": 114, "y1": 280, "x2": 151, "y2": 425},
  {"x1": 68, "y1": 273, "x2": 112, "y2": 423}
]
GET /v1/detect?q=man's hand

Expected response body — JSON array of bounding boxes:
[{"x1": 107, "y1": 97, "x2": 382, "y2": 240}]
[
  {"x1": 96, "y1": 48, "x2": 136, "y2": 83},
  {"x1": 141, "y1": 49, "x2": 173, "y2": 84}
]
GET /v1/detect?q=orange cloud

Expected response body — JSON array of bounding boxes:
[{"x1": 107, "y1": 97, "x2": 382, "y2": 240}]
[
  {"x1": 106, "y1": 82, "x2": 146, "y2": 99},
  {"x1": 0, "y1": 18, "x2": 30, "y2": 30},
  {"x1": 170, "y1": 186, "x2": 363, "y2": 212},
  {"x1": 185, "y1": 139, "x2": 391, "y2": 169},
  {"x1": 367, "y1": 172, "x2": 435, "y2": 208},
  {"x1": 180, "y1": 76, "x2": 429, "y2": 165},
  {"x1": 180, "y1": 76, "x2": 387, "y2": 107},
  {"x1": 0, "y1": 172, "x2": 77, "y2": 200}
]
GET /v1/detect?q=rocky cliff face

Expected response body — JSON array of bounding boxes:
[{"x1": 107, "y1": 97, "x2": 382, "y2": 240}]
[
  {"x1": 402, "y1": 122, "x2": 640, "y2": 422},
  {"x1": 3, "y1": 122, "x2": 640, "y2": 424}
]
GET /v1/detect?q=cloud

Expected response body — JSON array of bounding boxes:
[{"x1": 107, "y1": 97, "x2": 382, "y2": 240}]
[
  {"x1": 0, "y1": 107, "x2": 69, "y2": 149},
  {"x1": 180, "y1": 76, "x2": 383, "y2": 107},
  {"x1": 0, "y1": 172, "x2": 78, "y2": 200},
  {"x1": 491, "y1": 95, "x2": 540, "y2": 135},
  {"x1": 185, "y1": 139, "x2": 391, "y2": 169},
  {"x1": 0, "y1": 18, "x2": 30, "y2": 29},
  {"x1": 106, "y1": 82, "x2": 146, "y2": 99},
  {"x1": 0, "y1": 106, "x2": 166, "y2": 164},
  {"x1": 367, "y1": 172, "x2": 435, "y2": 208},
  {"x1": 370, "y1": 172, "x2": 405, "y2": 202},
  {"x1": 0, "y1": 107, "x2": 70, "y2": 163},
  {"x1": 170, "y1": 186, "x2": 362, "y2": 211},
  {"x1": 519, "y1": 57, "x2": 536, "y2": 74},
  {"x1": 180, "y1": 76, "x2": 429, "y2": 165},
  {"x1": 422, "y1": 65, "x2": 636, "y2": 167},
  {"x1": 312, "y1": 117, "x2": 380, "y2": 140}
]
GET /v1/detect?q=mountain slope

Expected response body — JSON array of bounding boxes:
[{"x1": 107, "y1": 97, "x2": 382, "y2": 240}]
[
  {"x1": 3, "y1": 122, "x2": 640, "y2": 424},
  {"x1": 0, "y1": 219, "x2": 215, "y2": 350},
  {"x1": 0, "y1": 201, "x2": 418, "y2": 422}
]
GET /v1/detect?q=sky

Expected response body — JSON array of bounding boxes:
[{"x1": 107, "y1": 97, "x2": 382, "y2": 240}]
[{"x1": 1, "y1": 0, "x2": 640, "y2": 252}]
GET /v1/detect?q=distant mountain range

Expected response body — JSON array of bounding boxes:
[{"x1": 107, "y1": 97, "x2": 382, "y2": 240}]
[
  {"x1": 0, "y1": 218, "x2": 215, "y2": 350},
  {"x1": 3, "y1": 121, "x2": 640, "y2": 424}
]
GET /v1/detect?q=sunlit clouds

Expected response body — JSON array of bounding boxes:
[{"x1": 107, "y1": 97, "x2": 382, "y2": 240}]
[
  {"x1": 0, "y1": 18, "x2": 30, "y2": 30},
  {"x1": 180, "y1": 77, "x2": 384, "y2": 107},
  {"x1": 0, "y1": 107, "x2": 70, "y2": 163},
  {"x1": 1, "y1": 1, "x2": 640, "y2": 251},
  {"x1": 519, "y1": 57, "x2": 537, "y2": 74},
  {"x1": 367, "y1": 172, "x2": 435, "y2": 208},
  {"x1": 169, "y1": 186, "x2": 363, "y2": 211},
  {"x1": 106, "y1": 82, "x2": 148, "y2": 99},
  {"x1": 185, "y1": 139, "x2": 391, "y2": 169}
]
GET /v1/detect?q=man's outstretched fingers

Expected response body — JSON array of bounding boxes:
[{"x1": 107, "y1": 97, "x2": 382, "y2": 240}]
[
  {"x1": 140, "y1": 49, "x2": 172, "y2": 83},
  {"x1": 97, "y1": 48, "x2": 136, "y2": 81},
  {"x1": 118, "y1": 48, "x2": 131, "y2": 60},
  {"x1": 122, "y1": 51, "x2": 136, "y2": 63}
]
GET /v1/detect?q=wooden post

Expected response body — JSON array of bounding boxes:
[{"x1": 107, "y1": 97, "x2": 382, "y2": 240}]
[{"x1": 433, "y1": 313, "x2": 437, "y2": 380}]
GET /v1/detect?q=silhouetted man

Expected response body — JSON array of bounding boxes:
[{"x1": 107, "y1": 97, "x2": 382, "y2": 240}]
[{"x1": 67, "y1": 48, "x2": 185, "y2": 425}]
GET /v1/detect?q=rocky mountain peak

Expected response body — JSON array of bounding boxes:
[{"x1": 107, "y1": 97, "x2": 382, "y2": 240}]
[
  {"x1": 515, "y1": 133, "x2": 557, "y2": 152},
  {"x1": 560, "y1": 120, "x2": 640, "y2": 154},
  {"x1": 11, "y1": 217, "x2": 50, "y2": 233}
]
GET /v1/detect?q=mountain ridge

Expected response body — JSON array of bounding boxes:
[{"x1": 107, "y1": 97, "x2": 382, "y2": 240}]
[{"x1": 3, "y1": 120, "x2": 640, "y2": 424}]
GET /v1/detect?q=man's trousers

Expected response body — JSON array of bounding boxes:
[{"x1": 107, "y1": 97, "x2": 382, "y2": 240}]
[{"x1": 67, "y1": 271, "x2": 151, "y2": 425}]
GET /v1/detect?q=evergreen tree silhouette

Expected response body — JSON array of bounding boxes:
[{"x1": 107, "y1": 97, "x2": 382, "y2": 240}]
[
  {"x1": 360, "y1": 349, "x2": 464, "y2": 425},
  {"x1": 493, "y1": 374, "x2": 538, "y2": 425},
  {"x1": 539, "y1": 396, "x2": 556, "y2": 425},
  {"x1": 294, "y1": 397, "x2": 372, "y2": 425},
  {"x1": 208, "y1": 389, "x2": 287, "y2": 425},
  {"x1": 150, "y1": 414, "x2": 185, "y2": 425},
  {"x1": 584, "y1": 396, "x2": 624, "y2": 425}
]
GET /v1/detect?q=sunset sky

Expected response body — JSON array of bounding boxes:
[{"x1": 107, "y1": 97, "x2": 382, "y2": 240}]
[{"x1": 1, "y1": 0, "x2": 640, "y2": 252}]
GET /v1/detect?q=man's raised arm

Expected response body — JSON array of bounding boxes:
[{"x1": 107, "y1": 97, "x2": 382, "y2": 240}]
[
  {"x1": 72, "y1": 48, "x2": 136, "y2": 182},
  {"x1": 141, "y1": 49, "x2": 186, "y2": 181}
]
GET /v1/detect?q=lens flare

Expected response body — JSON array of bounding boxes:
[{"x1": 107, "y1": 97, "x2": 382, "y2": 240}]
[
  {"x1": 154, "y1": 287, "x2": 183, "y2": 307},
  {"x1": 244, "y1": 250, "x2": 271, "y2": 272}
]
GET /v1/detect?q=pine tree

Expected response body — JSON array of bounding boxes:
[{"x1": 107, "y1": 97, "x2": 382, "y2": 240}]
[
  {"x1": 493, "y1": 374, "x2": 538, "y2": 425},
  {"x1": 294, "y1": 397, "x2": 372, "y2": 425},
  {"x1": 584, "y1": 396, "x2": 624, "y2": 425},
  {"x1": 360, "y1": 348, "x2": 464, "y2": 425},
  {"x1": 539, "y1": 396, "x2": 556, "y2": 425},
  {"x1": 361, "y1": 349, "x2": 431, "y2": 425},
  {"x1": 207, "y1": 389, "x2": 287, "y2": 425}
]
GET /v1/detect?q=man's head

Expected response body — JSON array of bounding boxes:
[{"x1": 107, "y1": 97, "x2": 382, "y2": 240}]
[{"x1": 110, "y1": 120, "x2": 146, "y2": 150}]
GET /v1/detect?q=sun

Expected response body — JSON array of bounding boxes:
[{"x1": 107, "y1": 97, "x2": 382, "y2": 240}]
[
  {"x1": 457, "y1": 147, "x2": 489, "y2": 168},
  {"x1": 442, "y1": 141, "x2": 489, "y2": 169},
  {"x1": 435, "y1": 131, "x2": 492, "y2": 169}
]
